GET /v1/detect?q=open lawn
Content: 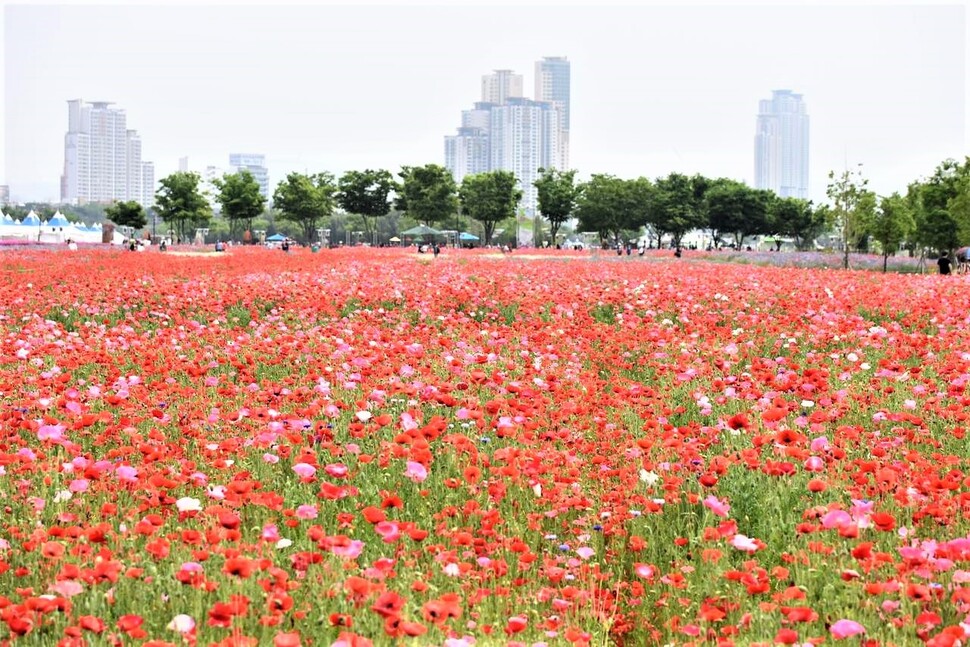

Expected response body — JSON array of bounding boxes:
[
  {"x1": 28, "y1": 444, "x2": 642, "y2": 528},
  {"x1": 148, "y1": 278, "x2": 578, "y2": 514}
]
[{"x1": 0, "y1": 247, "x2": 968, "y2": 646}]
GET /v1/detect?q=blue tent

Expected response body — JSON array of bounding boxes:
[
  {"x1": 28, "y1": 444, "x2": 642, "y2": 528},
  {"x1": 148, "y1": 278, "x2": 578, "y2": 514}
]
[
  {"x1": 266, "y1": 233, "x2": 287, "y2": 242},
  {"x1": 47, "y1": 212, "x2": 71, "y2": 228},
  {"x1": 459, "y1": 232, "x2": 480, "y2": 241}
]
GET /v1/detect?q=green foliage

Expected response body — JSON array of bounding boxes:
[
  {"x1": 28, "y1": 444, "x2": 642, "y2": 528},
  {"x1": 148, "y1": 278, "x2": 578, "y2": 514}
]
[
  {"x1": 272, "y1": 172, "x2": 337, "y2": 244},
  {"x1": 705, "y1": 179, "x2": 771, "y2": 248},
  {"x1": 870, "y1": 193, "x2": 915, "y2": 271},
  {"x1": 104, "y1": 200, "x2": 147, "y2": 232},
  {"x1": 649, "y1": 173, "x2": 708, "y2": 246},
  {"x1": 908, "y1": 157, "x2": 970, "y2": 255},
  {"x1": 213, "y1": 170, "x2": 266, "y2": 239},
  {"x1": 575, "y1": 175, "x2": 650, "y2": 245},
  {"x1": 459, "y1": 171, "x2": 522, "y2": 246},
  {"x1": 534, "y1": 167, "x2": 581, "y2": 244},
  {"x1": 589, "y1": 303, "x2": 618, "y2": 324},
  {"x1": 827, "y1": 165, "x2": 876, "y2": 269},
  {"x1": 154, "y1": 172, "x2": 212, "y2": 242},
  {"x1": 396, "y1": 164, "x2": 459, "y2": 226},
  {"x1": 337, "y1": 169, "x2": 396, "y2": 238},
  {"x1": 770, "y1": 197, "x2": 826, "y2": 250}
]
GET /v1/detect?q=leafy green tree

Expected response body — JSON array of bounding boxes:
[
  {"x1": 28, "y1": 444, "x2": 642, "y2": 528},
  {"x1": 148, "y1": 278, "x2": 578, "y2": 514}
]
[
  {"x1": 459, "y1": 171, "x2": 522, "y2": 246},
  {"x1": 910, "y1": 158, "x2": 970, "y2": 256},
  {"x1": 575, "y1": 175, "x2": 643, "y2": 246},
  {"x1": 337, "y1": 169, "x2": 396, "y2": 242},
  {"x1": 870, "y1": 193, "x2": 915, "y2": 272},
  {"x1": 396, "y1": 164, "x2": 459, "y2": 227},
  {"x1": 213, "y1": 170, "x2": 266, "y2": 241},
  {"x1": 105, "y1": 200, "x2": 147, "y2": 232},
  {"x1": 769, "y1": 197, "x2": 825, "y2": 251},
  {"x1": 272, "y1": 172, "x2": 337, "y2": 244},
  {"x1": 534, "y1": 168, "x2": 581, "y2": 245},
  {"x1": 704, "y1": 180, "x2": 770, "y2": 248},
  {"x1": 154, "y1": 172, "x2": 212, "y2": 242},
  {"x1": 948, "y1": 162, "x2": 970, "y2": 238},
  {"x1": 827, "y1": 165, "x2": 876, "y2": 269},
  {"x1": 649, "y1": 173, "x2": 708, "y2": 247}
]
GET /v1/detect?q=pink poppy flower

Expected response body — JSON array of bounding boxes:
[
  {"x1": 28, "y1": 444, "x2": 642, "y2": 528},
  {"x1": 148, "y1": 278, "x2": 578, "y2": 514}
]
[
  {"x1": 830, "y1": 619, "x2": 865, "y2": 639},
  {"x1": 703, "y1": 495, "x2": 730, "y2": 517},
  {"x1": 731, "y1": 534, "x2": 759, "y2": 552},
  {"x1": 404, "y1": 461, "x2": 428, "y2": 482}
]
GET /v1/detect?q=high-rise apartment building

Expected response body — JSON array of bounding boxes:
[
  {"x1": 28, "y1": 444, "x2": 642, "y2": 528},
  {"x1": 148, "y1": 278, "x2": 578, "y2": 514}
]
[
  {"x1": 446, "y1": 59, "x2": 570, "y2": 214},
  {"x1": 489, "y1": 98, "x2": 562, "y2": 213},
  {"x1": 535, "y1": 56, "x2": 570, "y2": 168},
  {"x1": 754, "y1": 90, "x2": 809, "y2": 199},
  {"x1": 126, "y1": 130, "x2": 143, "y2": 205},
  {"x1": 61, "y1": 99, "x2": 154, "y2": 206},
  {"x1": 481, "y1": 70, "x2": 523, "y2": 105},
  {"x1": 445, "y1": 127, "x2": 490, "y2": 185},
  {"x1": 141, "y1": 162, "x2": 155, "y2": 209},
  {"x1": 229, "y1": 153, "x2": 270, "y2": 200}
]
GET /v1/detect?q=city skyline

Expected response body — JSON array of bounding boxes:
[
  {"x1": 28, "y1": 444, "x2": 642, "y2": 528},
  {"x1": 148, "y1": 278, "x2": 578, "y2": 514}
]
[
  {"x1": 446, "y1": 59, "x2": 569, "y2": 214},
  {"x1": 3, "y1": 4, "x2": 966, "y2": 205}
]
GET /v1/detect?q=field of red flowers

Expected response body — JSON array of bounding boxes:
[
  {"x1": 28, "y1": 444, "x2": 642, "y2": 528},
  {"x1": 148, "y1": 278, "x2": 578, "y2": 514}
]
[{"x1": 2, "y1": 246, "x2": 970, "y2": 647}]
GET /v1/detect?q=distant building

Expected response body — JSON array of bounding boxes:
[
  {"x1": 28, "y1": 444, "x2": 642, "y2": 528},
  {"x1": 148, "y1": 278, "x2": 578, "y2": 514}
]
[
  {"x1": 535, "y1": 56, "x2": 571, "y2": 168},
  {"x1": 202, "y1": 165, "x2": 225, "y2": 212},
  {"x1": 142, "y1": 162, "x2": 155, "y2": 209},
  {"x1": 61, "y1": 99, "x2": 154, "y2": 206},
  {"x1": 445, "y1": 127, "x2": 490, "y2": 185},
  {"x1": 229, "y1": 153, "x2": 270, "y2": 200},
  {"x1": 481, "y1": 70, "x2": 523, "y2": 105},
  {"x1": 489, "y1": 98, "x2": 562, "y2": 213},
  {"x1": 754, "y1": 90, "x2": 809, "y2": 199},
  {"x1": 178, "y1": 156, "x2": 189, "y2": 172},
  {"x1": 126, "y1": 130, "x2": 143, "y2": 204},
  {"x1": 0, "y1": 186, "x2": 8, "y2": 206},
  {"x1": 445, "y1": 59, "x2": 570, "y2": 214}
]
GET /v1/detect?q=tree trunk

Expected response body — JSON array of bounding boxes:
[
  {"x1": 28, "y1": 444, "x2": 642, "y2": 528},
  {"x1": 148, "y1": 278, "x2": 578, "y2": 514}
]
[{"x1": 883, "y1": 253, "x2": 888, "y2": 273}]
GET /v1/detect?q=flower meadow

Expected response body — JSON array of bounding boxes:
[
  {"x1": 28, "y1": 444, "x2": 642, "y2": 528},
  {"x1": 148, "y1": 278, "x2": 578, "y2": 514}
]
[{"x1": 3, "y1": 247, "x2": 970, "y2": 647}]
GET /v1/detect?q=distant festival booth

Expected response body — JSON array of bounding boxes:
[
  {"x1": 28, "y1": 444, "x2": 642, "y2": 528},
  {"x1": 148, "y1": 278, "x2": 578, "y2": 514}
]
[{"x1": 0, "y1": 210, "x2": 124, "y2": 244}]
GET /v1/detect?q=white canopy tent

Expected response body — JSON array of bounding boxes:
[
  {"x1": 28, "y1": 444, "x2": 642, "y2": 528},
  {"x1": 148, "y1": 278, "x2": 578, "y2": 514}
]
[{"x1": 0, "y1": 209, "x2": 124, "y2": 244}]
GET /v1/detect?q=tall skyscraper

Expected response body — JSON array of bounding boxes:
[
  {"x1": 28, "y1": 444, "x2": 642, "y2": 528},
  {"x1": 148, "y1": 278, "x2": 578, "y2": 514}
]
[
  {"x1": 534, "y1": 56, "x2": 570, "y2": 168},
  {"x1": 141, "y1": 162, "x2": 155, "y2": 209},
  {"x1": 489, "y1": 98, "x2": 562, "y2": 213},
  {"x1": 229, "y1": 153, "x2": 270, "y2": 200},
  {"x1": 445, "y1": 59, "x2": 570, "y2": 214},
  {"x1": 481, "y1": 70, "x2": 523, "y2": 105},
  {"x1": 754, "y1": 90, "x2": 809, "y2": 199},
  {"x1": 61, "y1": 99, "x2": 154, "y2": 206},
  {"x1": 126, "y1": 130, "x2": 143, "y2": 204},
  {"x1": 445, "y1": 127, "x2": 490, "y2": 185}
]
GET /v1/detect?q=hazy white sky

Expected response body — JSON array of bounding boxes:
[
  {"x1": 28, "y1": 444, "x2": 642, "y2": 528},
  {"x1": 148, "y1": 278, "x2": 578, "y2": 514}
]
[{"x1": 2, "y1": 1, "x2": 967, "y2": 204}]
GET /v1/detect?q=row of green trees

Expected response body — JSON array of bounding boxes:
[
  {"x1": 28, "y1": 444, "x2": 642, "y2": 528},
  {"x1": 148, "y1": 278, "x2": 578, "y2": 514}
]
[
  {"x1": 133, "y1": 165, "x2": 521, "y2": 246},
  {"x1": 825, "y1": 158, "x2": 970, "y2": 269},
  {"x1": 103, "y1": 156, "x2": 970, "y2": 261}
]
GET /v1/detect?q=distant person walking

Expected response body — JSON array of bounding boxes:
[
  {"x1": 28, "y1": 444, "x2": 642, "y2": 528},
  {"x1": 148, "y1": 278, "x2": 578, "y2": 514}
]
[{"x1": 938, "y1": 251, "x2": 952, "y2": 275}]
